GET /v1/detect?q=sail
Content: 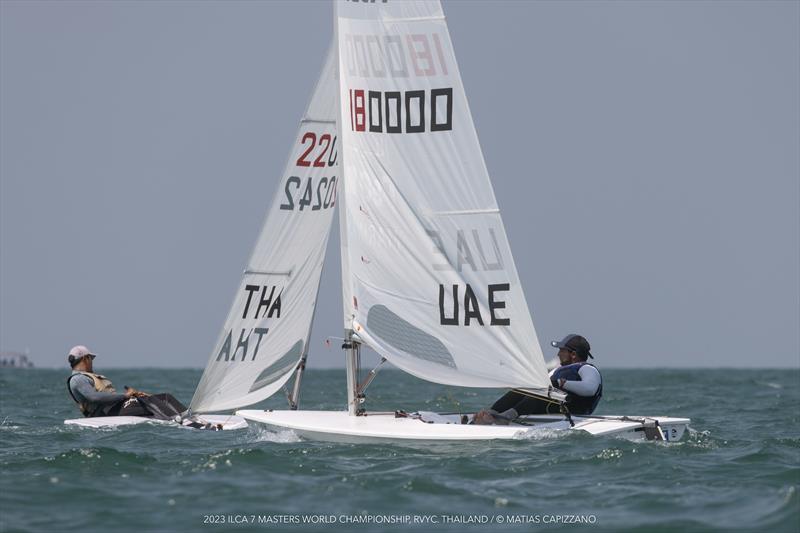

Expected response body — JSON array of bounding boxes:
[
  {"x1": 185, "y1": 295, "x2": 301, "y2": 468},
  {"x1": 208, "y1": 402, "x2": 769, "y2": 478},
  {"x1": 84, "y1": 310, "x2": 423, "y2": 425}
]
[
  {"x1": 335, "y1": 0, "x2": 550, "y2": 389},
  {"x1": 190, "y1": 46, "x2": 339, "y2": 413}
]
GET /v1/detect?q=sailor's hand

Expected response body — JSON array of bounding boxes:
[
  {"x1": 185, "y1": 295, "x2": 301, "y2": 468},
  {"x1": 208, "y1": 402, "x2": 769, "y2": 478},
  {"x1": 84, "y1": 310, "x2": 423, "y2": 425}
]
[{"x1": 558, "y1": 378, "x2": 567, "y2": 389}]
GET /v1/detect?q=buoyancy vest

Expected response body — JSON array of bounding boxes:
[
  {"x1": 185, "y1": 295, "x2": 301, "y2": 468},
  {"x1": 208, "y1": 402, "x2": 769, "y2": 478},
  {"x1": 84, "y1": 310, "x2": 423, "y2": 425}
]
[
  {"x1": 67, "y1": 371, "x2": 117, "y2": 417},
  {"x1": 550, "y1": 362, "x2": 603, "y2": 415}
]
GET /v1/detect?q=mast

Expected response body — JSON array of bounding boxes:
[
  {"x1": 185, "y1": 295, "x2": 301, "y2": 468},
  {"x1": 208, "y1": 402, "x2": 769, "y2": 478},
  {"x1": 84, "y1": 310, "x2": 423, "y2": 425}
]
[
  {"x1": 287, "y1": 356, "x2": 305, "y2": 410},
  {"x1": 344, "y1": 334, "x2": 362, "y2": 416},
  {"x1": 333, "y1": 0, "x2": 362, "y2": 417}
]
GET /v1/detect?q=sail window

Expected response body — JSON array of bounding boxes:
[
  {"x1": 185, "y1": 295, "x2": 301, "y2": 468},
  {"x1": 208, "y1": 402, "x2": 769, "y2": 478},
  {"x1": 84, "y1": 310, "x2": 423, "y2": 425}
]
[
  {"x1": 366, "y1": 305, "x2": 456, "y2": 368},
  {"x1": 247, "y1": 340, "x2": 305, "y2": 393}
]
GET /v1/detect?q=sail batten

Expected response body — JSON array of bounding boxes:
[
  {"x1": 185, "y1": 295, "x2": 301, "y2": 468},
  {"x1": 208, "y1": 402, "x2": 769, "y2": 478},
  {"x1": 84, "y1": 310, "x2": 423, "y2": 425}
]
[
  {"x1": 243, "y1": 270, "x2": 293, "y2": 276},
  {"x1": 432, "y1": 209, "x2": 501, "y2": 216},
  {"x1": 301, "y1": 119, "x2": 337, "y2": 125}
]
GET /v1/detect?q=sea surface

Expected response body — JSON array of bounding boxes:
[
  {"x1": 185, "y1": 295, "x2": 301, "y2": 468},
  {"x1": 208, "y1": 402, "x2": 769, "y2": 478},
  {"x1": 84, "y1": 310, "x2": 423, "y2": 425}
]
[{"x1": 0, "y1": 368, "x2": 798, "y2": 533}]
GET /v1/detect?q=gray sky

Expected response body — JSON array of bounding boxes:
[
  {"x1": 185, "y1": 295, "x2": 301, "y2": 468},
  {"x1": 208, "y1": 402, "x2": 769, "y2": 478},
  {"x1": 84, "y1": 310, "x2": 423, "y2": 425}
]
[{"x1": 1, "y1": 0, "x2": 798, "y2": 369}]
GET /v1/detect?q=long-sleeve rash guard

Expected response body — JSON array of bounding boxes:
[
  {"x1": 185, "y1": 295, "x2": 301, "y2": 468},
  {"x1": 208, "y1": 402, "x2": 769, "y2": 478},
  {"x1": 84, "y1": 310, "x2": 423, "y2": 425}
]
[
  {"x1": 68, "y1": 373, "x2": 127, "y2": 406},
  {"x1": 557, "y1": 364, "x2": 601, "y2": 396}
]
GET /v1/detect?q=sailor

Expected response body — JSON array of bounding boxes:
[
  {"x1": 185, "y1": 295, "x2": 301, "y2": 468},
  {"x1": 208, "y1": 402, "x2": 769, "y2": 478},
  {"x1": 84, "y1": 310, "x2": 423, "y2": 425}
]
[
  {"x1": 473, "y1": 334, "x2": 602, "y2": 424},
  {"x1": 66, "y1": 345, "x2": 187, "y2": 419}
]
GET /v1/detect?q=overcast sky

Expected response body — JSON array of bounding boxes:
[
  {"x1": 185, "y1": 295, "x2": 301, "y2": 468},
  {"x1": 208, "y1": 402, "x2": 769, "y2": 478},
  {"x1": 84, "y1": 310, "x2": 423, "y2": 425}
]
[{"x1": 1, "y1": 0, "x2": 798, "y2": 370}]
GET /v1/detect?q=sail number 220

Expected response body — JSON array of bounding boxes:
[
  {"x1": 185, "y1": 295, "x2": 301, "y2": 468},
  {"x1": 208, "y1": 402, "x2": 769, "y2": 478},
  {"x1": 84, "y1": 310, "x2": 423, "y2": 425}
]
[
  {"x1": 295, "y1": 132, "x2": 338, "y2": 168},
  {"x1": 280, "y1": 132, "x2": 338, "y2": 211}
]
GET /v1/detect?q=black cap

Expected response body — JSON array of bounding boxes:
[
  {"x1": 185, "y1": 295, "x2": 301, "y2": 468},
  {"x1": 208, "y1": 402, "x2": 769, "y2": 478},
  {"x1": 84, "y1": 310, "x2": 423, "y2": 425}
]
[{"x1": 550, "y1": 334, "x2": 593, "y2": 360}]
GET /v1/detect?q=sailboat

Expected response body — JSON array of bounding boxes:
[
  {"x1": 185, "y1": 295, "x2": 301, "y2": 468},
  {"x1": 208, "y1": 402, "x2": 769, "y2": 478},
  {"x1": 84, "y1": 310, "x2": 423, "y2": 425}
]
[{"x1": 183, "y1": 0, "x2": 688, "y2": 441}]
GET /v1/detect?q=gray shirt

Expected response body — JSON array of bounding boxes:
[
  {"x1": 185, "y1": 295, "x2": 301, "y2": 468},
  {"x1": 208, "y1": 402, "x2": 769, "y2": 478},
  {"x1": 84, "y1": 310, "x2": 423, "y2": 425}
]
[{"x1": 68, "y1": 372, "x2": 127, "y2": 409}]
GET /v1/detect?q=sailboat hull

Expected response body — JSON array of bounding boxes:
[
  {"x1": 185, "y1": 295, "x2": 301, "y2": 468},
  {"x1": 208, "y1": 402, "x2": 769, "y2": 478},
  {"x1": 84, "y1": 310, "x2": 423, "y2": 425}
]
[
  {"x1": 236, "y1": 410, "x2": 689, "y2": 443},
  {"x1": 64, "y1": 414, "x2": 248, "y2": 431}
]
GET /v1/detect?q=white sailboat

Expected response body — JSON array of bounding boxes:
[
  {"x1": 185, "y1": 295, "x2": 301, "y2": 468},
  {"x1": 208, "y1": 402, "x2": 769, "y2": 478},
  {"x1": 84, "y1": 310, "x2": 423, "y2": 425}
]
[
  {"x1": 64, "y1": 38, "x2": 342, "y2": 433},
  {"x1": 87, "y1": 1, "x2": 687, "y2": 440}
]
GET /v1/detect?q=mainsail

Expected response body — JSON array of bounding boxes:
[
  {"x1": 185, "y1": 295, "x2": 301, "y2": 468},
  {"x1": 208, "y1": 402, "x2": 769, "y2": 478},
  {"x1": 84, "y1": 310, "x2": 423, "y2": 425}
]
[
  {"x1": 335, "y1": 0, "x2": 550, "y2": 389},
  {"x1": 190, "y1": 46, "x2": 339, "y2": 413}
]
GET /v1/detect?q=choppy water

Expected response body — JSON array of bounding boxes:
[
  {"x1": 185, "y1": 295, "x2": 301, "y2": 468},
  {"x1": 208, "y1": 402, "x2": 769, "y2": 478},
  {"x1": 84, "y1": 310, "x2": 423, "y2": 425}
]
[{"x1": 0, "y1": 368, "x2": 798, "y2": 532}]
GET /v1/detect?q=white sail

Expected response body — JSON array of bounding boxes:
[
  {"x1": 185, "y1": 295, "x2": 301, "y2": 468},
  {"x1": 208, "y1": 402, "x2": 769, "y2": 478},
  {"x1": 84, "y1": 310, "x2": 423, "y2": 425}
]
[
  {"x1": 335, "y1": 0, "x2": 550, "y2": 389},
  {"x1": 190, "y1": 46, "x2": 339, "y2": 413}
]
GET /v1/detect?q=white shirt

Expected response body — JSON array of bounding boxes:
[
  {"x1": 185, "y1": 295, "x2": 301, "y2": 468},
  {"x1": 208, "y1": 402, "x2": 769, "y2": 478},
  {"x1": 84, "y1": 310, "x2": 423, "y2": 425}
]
[{"x1": 549, "y1": 364, "x2": 601, "y2": 397}]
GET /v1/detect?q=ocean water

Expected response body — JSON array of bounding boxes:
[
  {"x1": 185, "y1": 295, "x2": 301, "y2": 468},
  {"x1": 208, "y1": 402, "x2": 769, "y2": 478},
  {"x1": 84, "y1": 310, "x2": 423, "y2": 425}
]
[{"x1": 0, "y1": 368, "x2": 797, "y2": 533}]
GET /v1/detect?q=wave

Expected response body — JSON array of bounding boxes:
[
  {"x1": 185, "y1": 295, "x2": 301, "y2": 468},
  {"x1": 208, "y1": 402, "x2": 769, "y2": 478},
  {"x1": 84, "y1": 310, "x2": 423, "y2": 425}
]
[
  {"x1": 515, "y1": 426, "x2": 572, "y2": 441},
  {"x1": 239, "y1": 425, "x2": 302, "y2": 444}
]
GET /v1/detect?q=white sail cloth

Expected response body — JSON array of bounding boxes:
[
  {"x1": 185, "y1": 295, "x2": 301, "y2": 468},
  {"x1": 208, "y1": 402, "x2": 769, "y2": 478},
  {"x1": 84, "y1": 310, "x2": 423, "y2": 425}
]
[
  {"x1": 336, "y1": 0, "x2": 550, "y2": 389},
  {"x1": 190, "y1": 47, "x2": 339, "y2": 413}
]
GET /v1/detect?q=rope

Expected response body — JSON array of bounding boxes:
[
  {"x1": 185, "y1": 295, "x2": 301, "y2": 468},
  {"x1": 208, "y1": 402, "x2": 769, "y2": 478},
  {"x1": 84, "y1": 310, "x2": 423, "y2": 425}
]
[
  {"x1": 559, "y1": 403, "x2": 575, "y2": 427},
  {"x1": 511, "y1": 387, "x2": 564, "y2": 405}
]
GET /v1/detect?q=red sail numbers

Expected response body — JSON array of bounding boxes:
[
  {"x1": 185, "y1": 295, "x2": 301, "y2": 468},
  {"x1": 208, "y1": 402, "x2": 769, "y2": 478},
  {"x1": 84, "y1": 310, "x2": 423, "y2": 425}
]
[{"x1": 345, "y1": 31, "x2": 453, "y2": 134}]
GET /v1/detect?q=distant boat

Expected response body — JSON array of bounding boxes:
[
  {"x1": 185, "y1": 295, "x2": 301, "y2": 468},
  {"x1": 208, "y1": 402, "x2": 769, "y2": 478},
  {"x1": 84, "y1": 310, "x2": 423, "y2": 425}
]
[{"x1": 0, "y1": 351, "x2": 34, "y2": 368}]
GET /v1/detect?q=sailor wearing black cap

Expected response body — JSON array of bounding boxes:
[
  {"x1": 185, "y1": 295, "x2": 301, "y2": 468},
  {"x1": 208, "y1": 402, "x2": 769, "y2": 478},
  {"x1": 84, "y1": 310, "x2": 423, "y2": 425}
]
[
  {"x1": 548, "y1": 334, "x2": 603, "y2": 415},
  {"x1": 474, "y1": 334, "x2": 602, "y2": 423}
]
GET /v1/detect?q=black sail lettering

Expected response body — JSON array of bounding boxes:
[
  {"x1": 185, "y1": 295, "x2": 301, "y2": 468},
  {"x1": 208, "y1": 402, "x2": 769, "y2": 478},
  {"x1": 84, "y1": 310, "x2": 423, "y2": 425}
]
[
  {"x1": 430, "y1": 87, "x2": 453, "y2": 131},
  {"x1": 488, "y1": 283, "x2": 510, "y2": 326},
  {"x1": 242, "y1": 285, "x2": 260, "y2": 318},
  {"x1": 251, "y1": 328, "x2": 269, "y2": 361},
  {"x1": 268, "y1": 290, "x2": 282, "y2": 318},
  {"x1": 368, "y1": 90, "x2": 383, "y2": 133},
  {"x1": 439, "y1": 284, "x2": 459, "y2": 325},
  {"x1": 463, "y1": 284, "x2": 484, "y2": 326},
  {"x1": 233, "y1": 328, "x2": 250, "y2": 361},
  {"x1": 256, "y1": 286, "x2": 275, "y2": 318},
  {"x1": 405, "y1": 90, "x2": 425, "y2": 133},
  {"x1": 215, "y1": 330, "x2": 233, "y2": 362},
  {"x1": 385, "y1": 92, "x2": 402, "y2": 133}
]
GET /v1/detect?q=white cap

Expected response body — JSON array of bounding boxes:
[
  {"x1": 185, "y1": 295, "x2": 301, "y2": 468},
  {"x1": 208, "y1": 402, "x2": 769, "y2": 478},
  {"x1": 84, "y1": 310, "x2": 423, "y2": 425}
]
[{"x1": 69, "y1": 345, "x2": 96, "y2": 358}]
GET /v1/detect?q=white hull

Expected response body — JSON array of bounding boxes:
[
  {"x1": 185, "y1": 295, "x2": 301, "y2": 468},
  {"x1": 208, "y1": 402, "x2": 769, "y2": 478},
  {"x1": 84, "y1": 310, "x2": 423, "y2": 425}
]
[
  {"x1": 236, "y1": 410, "x2": 689, "y2": 443},
  {"x1": 64, "y1": 414, "x2": 248, "y2": 431}
]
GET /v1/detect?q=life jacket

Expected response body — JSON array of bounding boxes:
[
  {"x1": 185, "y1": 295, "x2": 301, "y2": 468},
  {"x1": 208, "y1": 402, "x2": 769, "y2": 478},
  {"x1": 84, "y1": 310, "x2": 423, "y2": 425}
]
[
  {"x1": 67, "y1": 371, "x2": 117, "y2": 417},
  {"x1": 550, "y1": 362, "x2": 603, "y2": 415}
]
